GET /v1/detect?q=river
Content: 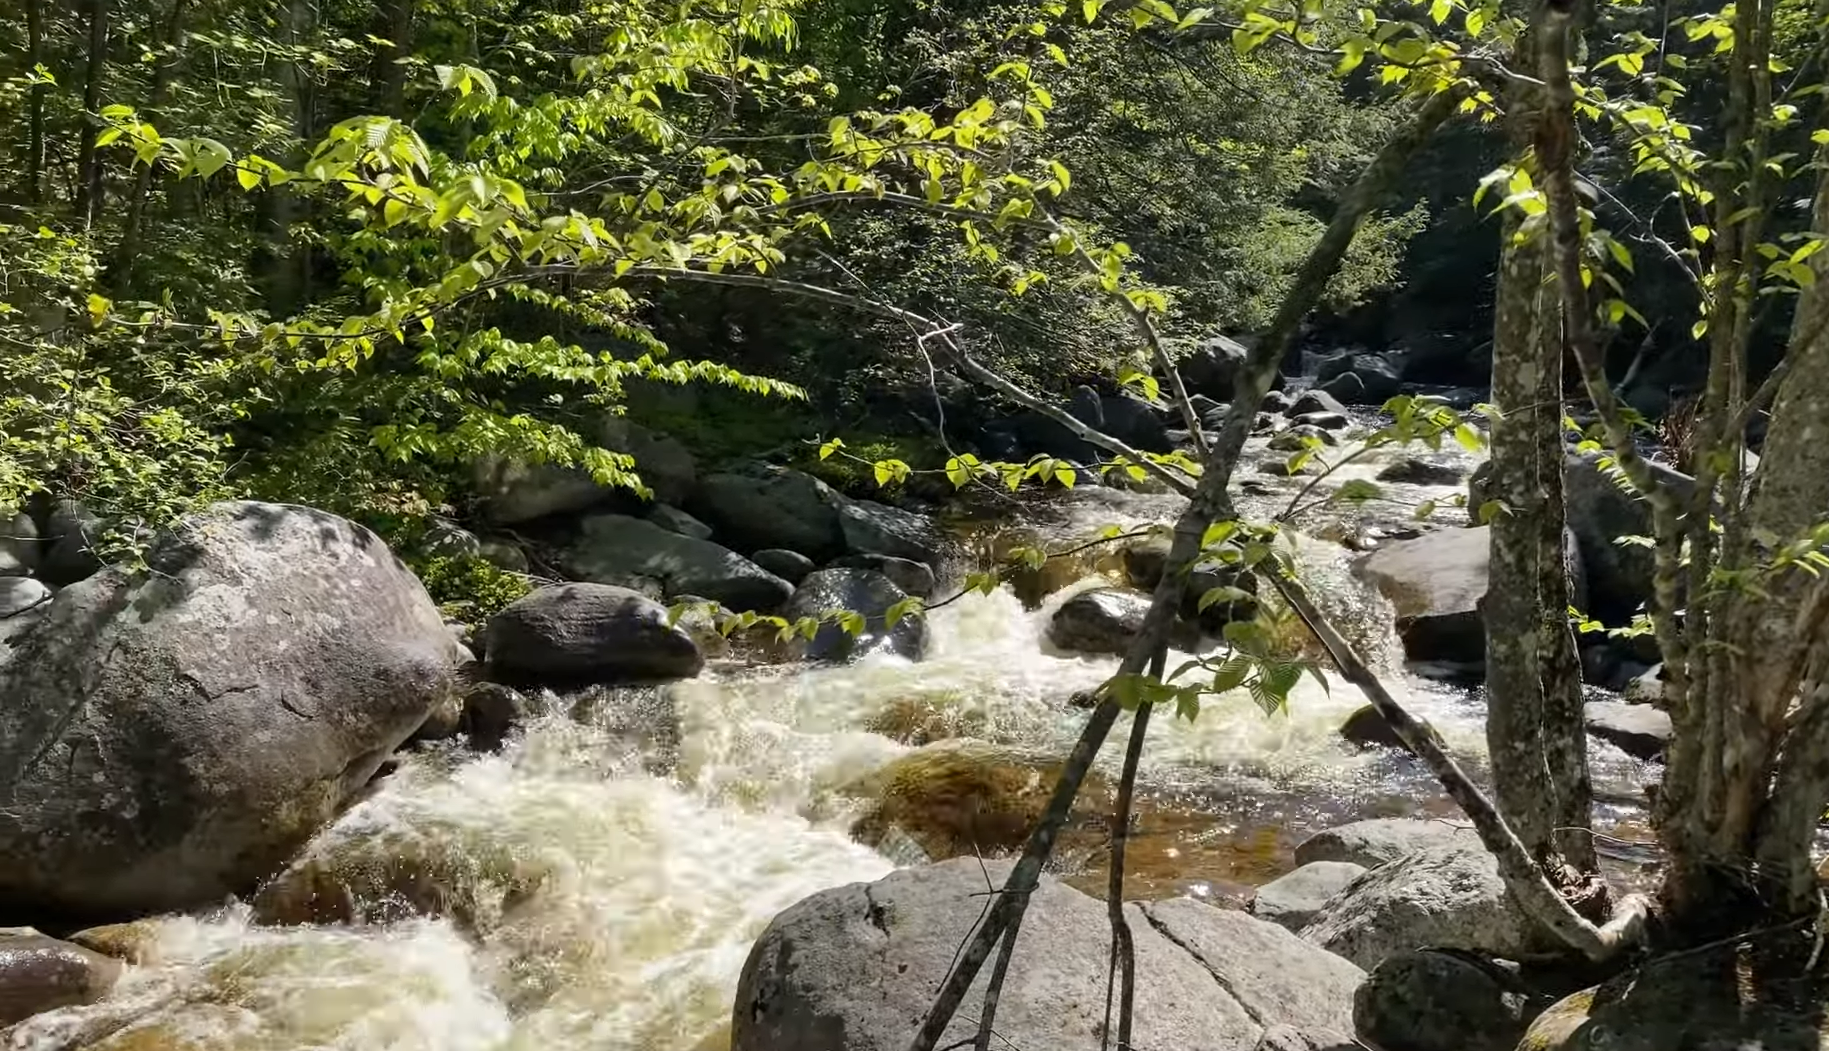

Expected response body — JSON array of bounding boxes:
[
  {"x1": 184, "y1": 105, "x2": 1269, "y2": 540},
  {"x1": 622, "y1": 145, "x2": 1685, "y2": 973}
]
[{"x1": 5, "y1": 419, "x2": 1659, "y2": 1051}]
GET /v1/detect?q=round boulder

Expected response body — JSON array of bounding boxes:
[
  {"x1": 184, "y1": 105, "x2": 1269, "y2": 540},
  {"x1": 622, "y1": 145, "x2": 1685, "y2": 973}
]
[
  {"x1": 1299, "y1": 845, "x2": 1539, "y2": 970},
  {"x1": 0, "y1": 501, "x2": 464, "y2": 919},
  {"x1": 484, "y1": 583, "x2": 705, "y2": 687},
  {"x1": 1355, "y1": 949, "x2": 1540, "y2": 1051},
  {"x1": 751, "y1": 549, "x2": 816, "y2": 585}
]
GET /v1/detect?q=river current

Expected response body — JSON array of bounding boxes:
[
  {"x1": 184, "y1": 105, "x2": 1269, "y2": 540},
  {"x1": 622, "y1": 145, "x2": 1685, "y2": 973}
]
[{"x1": 5, "y1": 421, "x2": 1657, "y2": 1051}]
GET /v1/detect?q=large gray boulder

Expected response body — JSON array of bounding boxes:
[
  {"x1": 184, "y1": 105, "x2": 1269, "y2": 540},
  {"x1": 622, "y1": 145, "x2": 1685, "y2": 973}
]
[
  {"x1": 1048, "y1": 587, "x2": 1158, "y2": 656},
  {"x1": 689, "y1": 465, "x2": 848, "y2": 561},
  {"x1": 1358, "y1": 527, "x2": 1584, "y2": 672},
  {"x1": 1300, "y1": 845, "x2": 1537, "y2": 970},
  {"x1": 751, "y1": 549, "x2": 815, "y2": 585},
  {"x1": 565, "y1": 513, "x2": 793, "y2": 612},
  {"x1": 732, "y1": 858, "x2": 1364, "y2": 1051},
  {"x1": 1250, "y1": 861, "x2": 1369, "y2": 932},
  {"x1": 600, "y1": 418, "x2": 697, "y2": 506},
  {"x1": 1470, "y1": 451, "x2": 1694, "y2": 621},
  {"x1": 1101, "y1": 393, "x2": 1174, "y2": 453},
  {"x1": 1181, "y1": 335, "x2": 1250, "y2": 401},
  {"x1": 833, "y1": 553, "x2": 935, "y2": 598},
  {"x1": 36, "y1": 499, "x2": 103, "y2": 586},
  {"x1": 784, "y1": 569, "x2": 927, "y2": 662},
  {"x1": 0, "y1": 502, "x2": 464, "y2": 918},
  {"x1": 1356, "y1": 527, "x2": 1490, "y2": 668},
  {"x1": 471, "y1": 457, "x2": 610, "y2": 525},
  {"x1": 0, "y1": 931, "x2": 123, "y2": 1026},
  {"x1": 837, "y1": 497, "x2": 945, "y2": 568},
  {"x1": 1294, "y1": 818, "x2": 1479, "y2": 870},
  {"x1": 483, "y1": 583, "x2": 704, "y2": 687}
]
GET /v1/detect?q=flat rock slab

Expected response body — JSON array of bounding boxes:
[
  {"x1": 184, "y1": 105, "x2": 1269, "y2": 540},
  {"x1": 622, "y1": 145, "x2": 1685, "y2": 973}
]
[
  {"x1": 733, "y1": 857, "x2": 1365, "y2": 1051},
  {"x1": 1300, "y1": 846, "x2": 1538, "y2": 971},
  {"x1": 1250, "y1": 862, "x2": 1369, "y2": 931},
  {"x1": 1294, "y1": 818, "x2": 1478, "y2": 869},
  {"x1": 1584, "y1": 700, "x2": 1673, "y2": 761}
]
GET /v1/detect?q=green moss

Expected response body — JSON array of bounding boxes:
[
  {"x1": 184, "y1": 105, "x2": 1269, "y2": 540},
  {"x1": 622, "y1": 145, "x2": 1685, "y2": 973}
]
[{"x1": 413, "y1": 555, "x2": 533, "y2": 625}]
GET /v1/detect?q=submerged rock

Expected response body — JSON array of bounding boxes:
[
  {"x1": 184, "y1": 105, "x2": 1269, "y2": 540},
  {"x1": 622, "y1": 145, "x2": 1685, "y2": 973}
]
[
  {"x1": 1376, "y1": 458, "x2": 1468, "y2": 487},
  {"x1": 784, "y1": 568, "x2": 928, "y2": 662},
  {"x1": 566, "y1": 513, "x2": 793, "y2": 612},
  {"x1": 848, "y1": 741, "x2": 1113, "y2": 860},
  {"x1": 0, "y1": 931, "x2": 123, "y2": 1026},
  {"x1": 1301, "y1": 845, "x2": 1538, "y2": 970},
  {"x1": 1339, "y1": 705, "x2": 1409, "y2": 753},
  {"x1": 0, "y1": 501, "x2": 464, "y2": 919},
  {"x1": 1250, "y1": 862, "x2": 1368, "y2": 932},
  {"x1": 732, "y1": 857, "x2": 1364, "y2": 1051},
  {"x1": 484, "y1": 583, "x2": 704, "y2": 687},
  {"x1": 1294, "y1": 818, "x2": 1478, "y2": 869}
]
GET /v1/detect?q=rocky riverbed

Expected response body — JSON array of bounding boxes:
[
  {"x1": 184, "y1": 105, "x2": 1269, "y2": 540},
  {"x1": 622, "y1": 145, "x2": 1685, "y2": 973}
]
[{"x1": 0, "y1": 389, "x2": 1691, "y2": 1051}]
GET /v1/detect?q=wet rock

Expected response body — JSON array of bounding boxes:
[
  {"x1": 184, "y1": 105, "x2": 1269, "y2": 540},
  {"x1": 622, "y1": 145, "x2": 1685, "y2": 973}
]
[
  {"x1": 1249, "y1": 861, "x2": 1368, "y2": 932},
  {"x1": 1118, "y1": 536, "x2": 1258, "y2": 630},
  {"x1": 1357, "y1": 526, "x2": 1490, "y2": 668},
  {"x1": 784, "y1": 568, "x2": 927, "y2": 662},
  {"x1": 1340, "y1": 705, "x2": 1409, "y2": 753},
  {"x1": 1319, "y1": 371, "x2": 1368, "y2": 405},
  {"x1": 1318, "y1": 355, "x2": 1402, "y2": 406},
  {"x1": 645, "y1": 504, "x2": 713, "y2": 540},
  {"x1": 751, "y1": 548, "x2": 815, "y2": 585},
  {"x1": 411, "y1": 686, "x2": 466, "y2": 743},
  {"x1": 463, "y1": 682, "x2": 533, "y2": 753},
  {"x1": 601, "y1": 417, "x2": 697, "y2": 506},
  {"x1": 1376, "y1": 458, "x2": 1467, "y2": 487},
  {"x1": 850, "y1": 741, "x2": 1112, "y2": 859},
  {"x1": 0, "y1": 509, "x2": 40, "y2": 576},
  {"x1": 1516, "y1": 931, "x2": 1826, "y2": 1051},
  {"x1": 1188, "y1": 394, "x2": 1225, "y2": 418},
  {"x1": 1584, "y1": 700, "x2": 1672, "y2": 760},
  {"x1": 1262, "y1": 389, "x2": 1295, "y2": 414},
  {"x1": 732, "y1": 857, "x2": 1363, "y2": 1051},
  {"x1": 690, "y1": 465, "x2": 848, "y2": 560},
  {"x1": 0, "y1": 932, "x2": 123, "y2": 1026},
  {"x1": 1300, "y1": 845, "x2": 1538, "y2": 970},
  {"x1": 1269, "y1": 425, "x2": 1340, "y2": 451},
  {"x1": 1101, "y1": 393, "x2": 1173, "y2": 453},
  {"x1": 485, "y1": 583, "x2": 704, "y2": 687},
  {"x1": 1295, "y1": 818, "x2": 1478, "y2": 869},
  {"x1": 0, "y1": 577, "x2": 50, "y2": 619},
  {"x1": 0, "y1": 502, "x2": 464, "y2": 919},
  {"x1": 1290, "y1": 411, "x2": 1350, "y2": 431},
  {"x1": 1182, "y1": 335, "x2": 1250, "y2": 401},
  {"x1": 1048, "y1": 587, "x2": 1198, "y2": 656},
  {"x1": 37, "y1": 499, "x2": 103, "y2": 585},
  {"x1": 1290, "y1": 389, "x2": 1348, "y2": 417},
  {"x1": 66, "y1": 921, "x2": 163, "y2": 966},
  {"x1": 833, "y1": 553, "x2": 935, "y2": 599},
  {"x1": 1355, "y1": 949, "x2": 1540, "y2": 1051},
  {"x1": 252, "y1": 824, "x2": 549, "y2": 933},
  {"x1": 566, "y1": 513, "x2": 793, "y2": 612}
]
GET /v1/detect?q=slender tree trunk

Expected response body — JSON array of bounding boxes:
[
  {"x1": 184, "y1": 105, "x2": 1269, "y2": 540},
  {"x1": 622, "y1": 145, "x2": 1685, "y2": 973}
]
[
  {"x1": 25, "y1": 0, "x2": 46, "y2": 204},
  {"x1": 1484, "y1": 27, "x2": 1596, "y2": 876},
  {"x1": 257, "y1": 0, "x2": 315, "y2": 315},
  {"x1": 72, "y1": 0, "x2": 110, "y2": 229},
  {"x1": 367, "y1": 0, "x2": 415, "y2": 118},
  {"x1": 906, "y1": 85, "x2": 1475, "y2": 1051},
  {"x1": 109, "y1": 0, "x2": 189, "y2": 295}
]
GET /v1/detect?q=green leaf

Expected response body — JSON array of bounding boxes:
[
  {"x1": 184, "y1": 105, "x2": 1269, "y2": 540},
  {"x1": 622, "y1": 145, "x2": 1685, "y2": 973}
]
[
  {"x1": 1055, "y1": 466, "x2": 1077, "y2": 489},
  {"x1": 1198, "y1": 585, "x2": 1253, "y2": 612},
  {"x1": 836, "y1": 610, "x2": 867, "y2": 636},
  {"x1": 884, "y1": 596, "x2": 924, "y2": 628},
  {"x1": 1210, "y1": 655, "x2": 1254, "y2": 693},
  {"x1": 819, "y1": 437, "x2": 844, "y2": 460},
  {"x1": 235, "y1": 166, "x2": 263, "y2": 191},
  {"x1": 1335, "y1": 479, "x2": 1383, "y2": 504}
]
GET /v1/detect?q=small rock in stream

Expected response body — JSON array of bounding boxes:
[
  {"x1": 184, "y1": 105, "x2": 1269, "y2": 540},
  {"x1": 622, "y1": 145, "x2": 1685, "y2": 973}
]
[
  {"x1": 1250, "y1": 861, "x2": 1368, "y2": 932},
  {"x1": 0, "y1": 931, "x2": 123, "y2": 1027},
  {"x1": 1584, "y1": 700, "x2": 1672, "y2": 761}
]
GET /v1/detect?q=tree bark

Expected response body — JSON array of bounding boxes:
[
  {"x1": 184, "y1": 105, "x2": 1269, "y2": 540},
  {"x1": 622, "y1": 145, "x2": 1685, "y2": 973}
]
[
  {"x1": 25, "y1": 0, "x2": 46, "y2": 204},
  {"x1": 367, "y1": 0, "x2": 416, "y2": 118},
  {"x1": 72, "y1": 0, "x2": 111, "y2": 229}
]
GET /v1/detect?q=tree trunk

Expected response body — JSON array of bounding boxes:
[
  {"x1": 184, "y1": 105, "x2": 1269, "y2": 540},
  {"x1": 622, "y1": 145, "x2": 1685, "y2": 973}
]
[
  {"x1": 25, "y1": 0, "x2": 46, "y2": 204},
  {"x1": 109, "y1": 0, "x2": 189, "y2": 295},
  {"x1": 367, "y1": 0, "x2": 415, "y2": 118},
  {"x1": 72, "y1": 0, "x2": 111, "y2": 229},
  {"x1": 1484, "y1": 26, "x2": 1596, "y2": 876},
  {"x1": 256, "y1": 0, "x2": 315, "y2": 315}
]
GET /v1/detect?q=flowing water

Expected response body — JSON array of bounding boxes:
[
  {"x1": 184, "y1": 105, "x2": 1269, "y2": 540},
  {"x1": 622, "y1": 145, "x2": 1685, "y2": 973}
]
[{"x1": 5, "y1": 417, "x2": 1660, "y2": 1051}]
